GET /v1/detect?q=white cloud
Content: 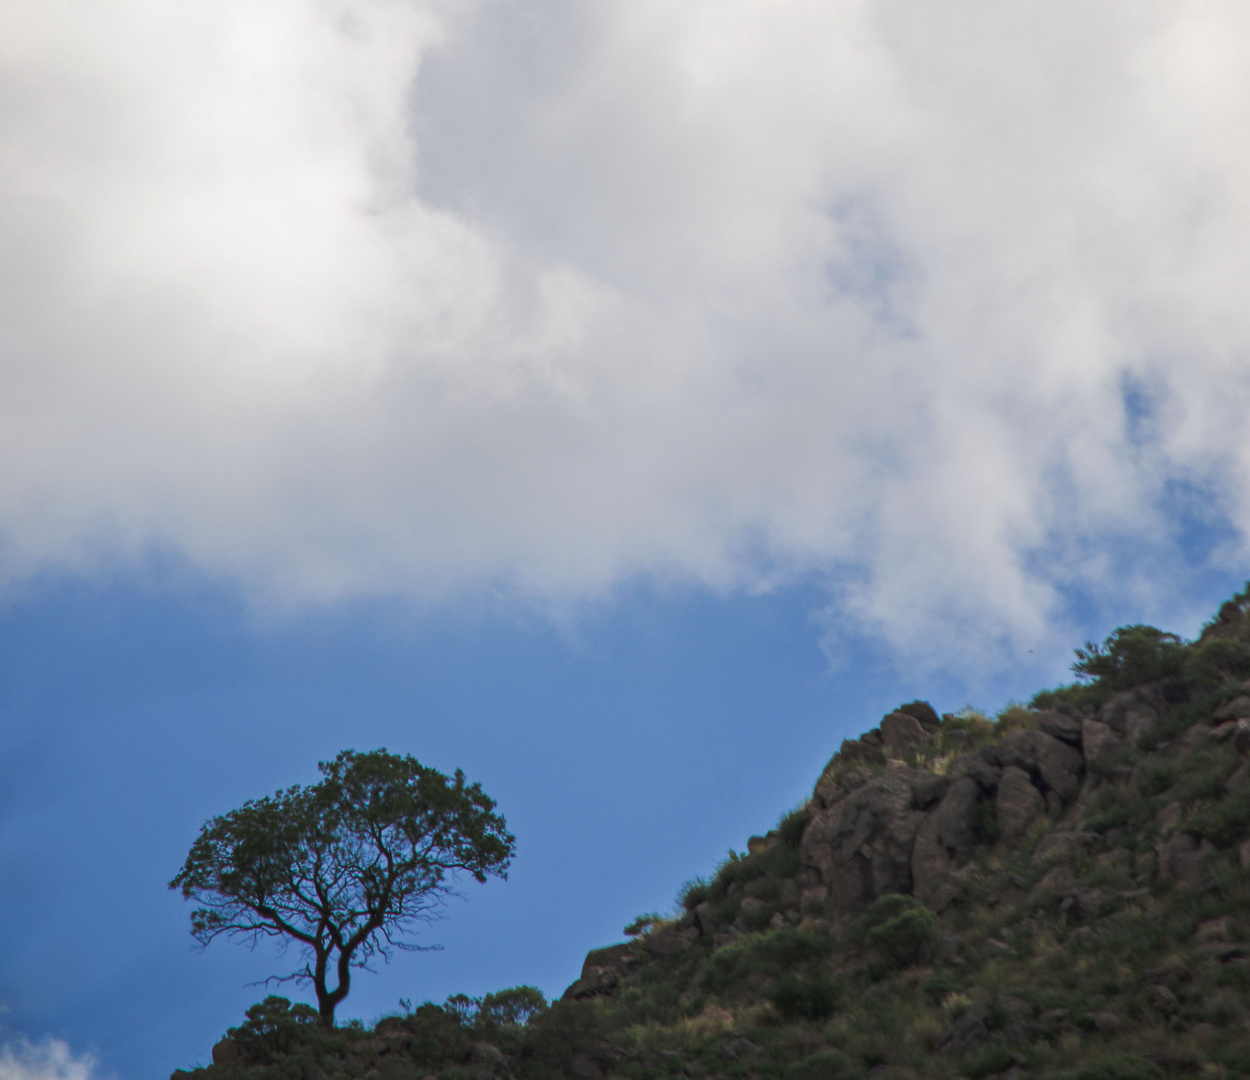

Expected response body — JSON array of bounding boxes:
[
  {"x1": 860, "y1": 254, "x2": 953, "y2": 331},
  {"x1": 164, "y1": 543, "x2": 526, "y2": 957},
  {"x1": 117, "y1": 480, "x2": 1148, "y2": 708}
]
[
  {"x1": 2, "y1": 0, "x2": 1250, "y2": 658},
  {"x1": 0, "y1": 1038, "x2": 95, "y2": 1080}
]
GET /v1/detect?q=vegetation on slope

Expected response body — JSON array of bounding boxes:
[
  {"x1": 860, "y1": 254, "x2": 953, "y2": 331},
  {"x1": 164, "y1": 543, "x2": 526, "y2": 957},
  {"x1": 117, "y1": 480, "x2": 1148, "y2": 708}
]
[{"x1": 177, "y1": 586, "x2": 1250, "y2": 1080}]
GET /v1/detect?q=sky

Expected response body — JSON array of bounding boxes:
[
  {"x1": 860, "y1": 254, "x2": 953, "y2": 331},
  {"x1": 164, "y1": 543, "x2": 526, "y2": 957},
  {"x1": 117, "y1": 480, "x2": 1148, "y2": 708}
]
[{"x1": 3, "y1": 0, "x2": 1250, "y2": 1076}]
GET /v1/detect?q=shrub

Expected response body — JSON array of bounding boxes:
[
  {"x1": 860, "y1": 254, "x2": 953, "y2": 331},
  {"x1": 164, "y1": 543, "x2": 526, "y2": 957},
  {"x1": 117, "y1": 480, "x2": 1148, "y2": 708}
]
[
  {"x1": 1068, "y1": 1054, "x2": 1163, "y2": 1080},
  {"x1": 967, "y1": 1044, "x2": 1016, "y2": 1080},
  {"x1": 679, "y1": 877, "x2": 711, "y2": 911},
  {"x1": 1072, "y1": 625, "x2": 1185, "y2": 694},
  {"x1": 1185, "y1": 783, "x2": 1250, "y2": 848},
  {"x1": 866, "y1": 907, "x2": 941, "y2": 970},
  {"x1": 624, "y1": 913, "x2": 663, "y2": 937},
  {"x1": 849, "y1": 895, "x2": 941, "y2": 971},
  {"x1": 477, "y1": 986, "x2": 548, "y2": 1028},
  {"x1": 772, "y1": 974, "x2": 841, "y2": 1021},
  {"x1": 776, "y1": 803, "x2": 810, "y2": 848},
  {"x1": 227, "y1": 996, "x2": 319, "y2": 1059},
  {"x1": 701, "y1": 929, "x2": 832, "y2": 994},
  {"x1": 1182, "y1": 636, "x2": 1250, "y2": 692},
  {"x1": 785, "y1": 1047, "x2": 859, "y2": 1079}
]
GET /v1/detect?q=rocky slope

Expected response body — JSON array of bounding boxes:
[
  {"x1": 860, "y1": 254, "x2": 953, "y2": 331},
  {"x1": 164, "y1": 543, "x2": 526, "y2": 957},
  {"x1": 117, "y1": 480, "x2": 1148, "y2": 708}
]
[{"x1": 179, "y1": 589, "x2": 1250, "y2": 1080}]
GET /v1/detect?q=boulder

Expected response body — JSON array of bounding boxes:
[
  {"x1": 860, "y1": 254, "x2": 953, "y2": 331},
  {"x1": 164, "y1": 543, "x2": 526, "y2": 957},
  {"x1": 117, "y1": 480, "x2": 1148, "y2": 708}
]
[
  {"x1": 469, "y1": 1042, "x2": 511, "y2": 1075},
  {"x1": 1037, "y1": 710, "x2": 1083, "y2": 746},
  {"x1": 912, "y1": 777, "x2": 979, "y2": 910},
  {"x1": 896, "y1": 700, "x2": 942, "y2": 731},
  {"x1": 639, "y1": 926, "x2": 698, "y2": 958},
  {"x1": 1033, "y1": 731, "x2": 1084, "y2": 803},
  {"x1": 910, "y1": 772, "x2": 951, "y2": 810},
  {"x1": 737, "y1": 897, "x2": 772, "y2": 930},
  {"x1": 1031, "y1": 831, "x2": 1095, "y2": 864},
  {"x1": 958, "y1": 751, "x2": 1003, "y2": 792},
  {"x1": 937, "y1": 1003, "x2": 989, "y2": 1054},
  {"x1": 212, "y1": 1039, "x2": 241, "y2": 1067},
  {"x1": 1156, "y1": 832, "x2": 1217, "y2": 890},
  {"x1": 996, "y1": 766, "x2": 1045, "y2": 844},
  {"x1": 1215, "y1": 695, "x2": 1250, "y2": 720},
  {"x1": 802, "y1": 767, "x2": 924, "y2": 912},
  {"x1": 880, "y1": 711, "x2": 930, "y2": 757},
  {"x1": 813, "y1": 764, "x2": 871, "y2": 809},
  {"x1": 1081, "y1": 719, "x2": 1121, "y2": 762},
  {"x1": 1099, "y1": 688, "x2": 1160, "y2": 734},
  {"x1": 992, "y1": 729, "x2": 1082, "y2": 804},
  {"x1": 566, "y1": 1053, "x2": 602, "y2": 1080}
]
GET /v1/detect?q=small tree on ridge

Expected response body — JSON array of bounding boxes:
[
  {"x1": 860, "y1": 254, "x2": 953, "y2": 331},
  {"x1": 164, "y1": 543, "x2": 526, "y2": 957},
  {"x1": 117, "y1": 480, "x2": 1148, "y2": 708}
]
[{"x1": 170, "y1": 749, "x2": 514, "y2": 1026}]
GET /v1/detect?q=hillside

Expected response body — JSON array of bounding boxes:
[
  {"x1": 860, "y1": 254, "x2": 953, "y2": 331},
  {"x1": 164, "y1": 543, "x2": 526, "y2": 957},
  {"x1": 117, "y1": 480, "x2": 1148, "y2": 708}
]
[{"x1": 177, "y1": 589, "x2": 1250, "y2": 1080}]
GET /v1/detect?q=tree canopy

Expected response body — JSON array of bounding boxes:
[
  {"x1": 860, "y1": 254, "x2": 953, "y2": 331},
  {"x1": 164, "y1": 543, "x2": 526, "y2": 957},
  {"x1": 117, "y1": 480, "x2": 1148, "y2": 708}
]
[{"x1": 170, "y1": 749, "x2": 515, "y2": 1025}]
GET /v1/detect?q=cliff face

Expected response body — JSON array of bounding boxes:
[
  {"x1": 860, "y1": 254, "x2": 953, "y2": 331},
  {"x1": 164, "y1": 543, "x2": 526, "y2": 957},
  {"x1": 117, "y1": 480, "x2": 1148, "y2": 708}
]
[{"x1": 181, "y1": 590, "x2": 1250, "y2": 1080}]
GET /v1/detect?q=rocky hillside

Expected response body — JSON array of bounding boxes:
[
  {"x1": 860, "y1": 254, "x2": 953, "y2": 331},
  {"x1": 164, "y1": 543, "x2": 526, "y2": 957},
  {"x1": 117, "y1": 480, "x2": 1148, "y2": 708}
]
[{"x1": 178, "y1": 589, "x2": 1250, "y2": 1080}]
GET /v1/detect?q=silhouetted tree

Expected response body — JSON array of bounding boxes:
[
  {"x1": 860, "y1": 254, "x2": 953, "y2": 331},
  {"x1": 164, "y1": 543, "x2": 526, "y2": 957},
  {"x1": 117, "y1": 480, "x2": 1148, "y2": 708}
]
[{"x1": 171, "y1": 749, "x2": 514, "y2": 1025}]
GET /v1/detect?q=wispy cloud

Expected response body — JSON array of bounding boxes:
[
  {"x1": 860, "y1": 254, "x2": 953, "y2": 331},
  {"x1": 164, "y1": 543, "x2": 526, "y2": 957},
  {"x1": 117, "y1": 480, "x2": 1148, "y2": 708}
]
[
  {"x1": 2, "y1": 0, "x2": 1249, "y2": 658},
  {"x1": 0, "y1": 1038, "x2": 95, "y2": 1080}
]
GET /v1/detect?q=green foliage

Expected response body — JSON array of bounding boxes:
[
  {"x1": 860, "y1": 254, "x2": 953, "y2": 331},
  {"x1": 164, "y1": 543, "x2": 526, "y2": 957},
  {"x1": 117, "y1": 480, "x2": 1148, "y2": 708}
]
[
  {"x1": 1072, "y1": 625, "x2": 1185, "y2": 692},
  {"x1": 445, "y1": 986, "x2": 548, "y2": 1029},
  {"x1": 227, "y1": 997, "x2": 319, "y2": 1058},
  {"x1": 624, "y1": 913, "x2": 662, "y2": 937},
  {"x1": 785, "y1": 1047, "x2": 859, "y2": 1079},
  {"x1": 849, "y1": 895, "x2": 940, "y2": 972},
  {"x1": 1182, "y1": 636, "x2": 1250, "y2": 692},
  {"x1": 678, "y1": 877, "x2": 711, "y2": 911},
  {"x1": 776, "y1": 803, "x2": 810, "y2": 848},
  {"x1": 1185, "y1": 782, "x2": 1250, "y2": 848},
  {"x1": 701, "y1": 928, "x2": 832, "y2": 994},
  {"x1": 772, "y1": 974, "x2": 841, "y2": 1021},
  {"x1": 170, "y1": 749, "x2": 514, "y2": 1025},
  {"x1": 1068, "y1": 1054, "x2": 1163, "y2": 1080},
  {"x1": 971, "y1": 796, "x2": 999, "y2": 845},
  {"x1": 865, "y1": 907, "x2": 940, "y2": 971},
  {"x1": 966, "y1": 1045, "x2": 1016, "y2": 1080}
]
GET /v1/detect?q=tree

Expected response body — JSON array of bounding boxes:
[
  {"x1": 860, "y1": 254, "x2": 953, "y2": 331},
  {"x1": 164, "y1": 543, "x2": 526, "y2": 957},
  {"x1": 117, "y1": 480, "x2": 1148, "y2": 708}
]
[{"x1": 171, "y1": 749, "x2": 515, "y2": 1026}]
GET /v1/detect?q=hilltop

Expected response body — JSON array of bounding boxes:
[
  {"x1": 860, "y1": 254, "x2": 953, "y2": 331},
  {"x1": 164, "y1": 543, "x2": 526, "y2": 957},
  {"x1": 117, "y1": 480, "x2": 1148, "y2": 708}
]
[{"x1": 177, "y1": 588, "x2": 1250, "y2": 1080}]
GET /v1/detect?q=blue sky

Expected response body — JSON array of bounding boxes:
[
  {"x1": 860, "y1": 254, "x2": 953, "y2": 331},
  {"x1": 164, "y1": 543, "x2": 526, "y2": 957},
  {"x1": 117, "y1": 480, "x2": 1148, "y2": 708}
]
[{"x1": 4, "y1": 2, "x2": 1250, "y2": 1077}]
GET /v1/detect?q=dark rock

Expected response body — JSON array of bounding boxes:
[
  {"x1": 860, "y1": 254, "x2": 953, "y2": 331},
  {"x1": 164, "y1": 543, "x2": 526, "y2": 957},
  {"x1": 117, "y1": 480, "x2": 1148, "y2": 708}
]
[
  {"x1": 1030, "y1": 864, "x2": 1078, "y2": 902},
  {"x1": 803, "y1": 766, "x2": 924, "y2": 912},
  {"x1": 376, "y1": 1017, "x2": 409, "y2": 1037},
  {"x1": 470, "y1": 1042, "x2": 511, "y2": 1075},
  {"x1": 640, "y1": 926, "x2": 698, "y2": 958},
  {"x1": 1033, "y1": 732, "x2": 1084, "y2": 803},
  {"x1": 912, "y1": 776, "x2": 979, "y2": 910},
  {"x1": 1215, "y1": 695, "x2": 1250, "y2": 720},
  {"x1": 1099, "y1": 688, "x2": 1159, "y2": 735},
  {"x1": 738, "y1": 897, "x2": 772, "y2": 929},
  {"x1": 996, "y1": 766, "x2": 1045, "y2": 844},
  {"x1": 694, "y1": 902, "x2": 717, "y2": 938},
  {"x1": 1150, "y1": 984, "x2": 1179, "y2": 1012},
  {"x1": 1031, "y1": 830, "x2": 1095, "y2": 864},
  {"x1": 1156, "y1": 832, "x2": 1217, "y2": 889},
  {"x1": 937, "y1": 1003, "x2": 990, "y2": 1054},
  {"x1": 958, "y1": 752, "x2": 1003, "y2": 792},
  {"x1": 880, "y1": 711, "x2": 930, "y2": 757},
  {"x1": 719, "y1": 1037, "x2": 760, "y2": 1061},
  {"x1": 1037, "y1": 710, "x2": 1083, "y2": 746},
  {"x1": 212, "y1": 1039, "x2": 241, "y2": 1067},
  {"x1": 1087, "y1": 1011, "x2": 1122, "y2": 1032},
  {"x1": 566, "y1": 1052, "x2": 602, "y2": 1080},
  {"x1": 1236, "y1": 721, "x2": 1250, "y2": 756},
  {"x1": 1070, "y1": 926, "x2": 1098, "y2": 949},
  {"x1": 1082, "y1": 719, "x2": 1121, "y2": 762},
  {"x1": 896, "y1": 700, "x2": 942, "y2": 731},
  {"x1": 582, "y1": 943, "x2": 636, "y2": 977},
  {"x1": 564, "y1": 967, "x2": 618, "y2": 1000},
  {"x1": 910, "y1": 772, "x2": 951, "y2": 810}
]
